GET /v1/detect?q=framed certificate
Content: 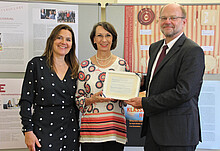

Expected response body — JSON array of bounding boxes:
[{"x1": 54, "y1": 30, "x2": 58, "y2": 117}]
[{"x1": 103, "y1": 71, "x2": 141, "y2": 100}]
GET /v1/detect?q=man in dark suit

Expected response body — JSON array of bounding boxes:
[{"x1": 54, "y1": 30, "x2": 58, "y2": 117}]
[{"x1": 125, "y1": 3, "x2": 205, "y2": 151}]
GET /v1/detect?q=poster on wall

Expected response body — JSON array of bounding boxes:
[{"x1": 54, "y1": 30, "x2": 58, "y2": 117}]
[
  {"x1": 125, "y1": 105, "x2": 145, "y2": 146},
  {"x1": 30, "y1": 2, "x2": 78, "y2": 58},
  {"x1": 197, "y1": 80, "x2": 220, "y2": 149},
  {"x1": 124, "y1": 4, "x2": 220, "y2": 74},
  {"x1": 0, "y1": 2, "x2": 29, "y2": 72},
  {"x1": 0, "y1": 79, "x2": 26, "y2": 149},
  {"x1": 0, "y1": 1, "x2": 78, "y2": 72}
]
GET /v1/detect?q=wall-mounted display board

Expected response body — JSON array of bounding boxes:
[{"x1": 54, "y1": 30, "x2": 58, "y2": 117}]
[
  {"x1": 0, "y1": 0, "x2": 101, "y2": 73},
  {"x1": 106, "y1": 3, "x2": 220, "y2": 150},
  {"x1": 107, "y1": 3, "x2": 220, "y2": 75},
  {"x1": 0, "y1": 79, "x2": 25, "y2": 149}
]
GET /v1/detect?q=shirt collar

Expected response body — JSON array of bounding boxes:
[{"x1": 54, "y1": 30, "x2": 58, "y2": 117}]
[{"x1": 163, "y1": 32, "x2": 183, "y2": 49}]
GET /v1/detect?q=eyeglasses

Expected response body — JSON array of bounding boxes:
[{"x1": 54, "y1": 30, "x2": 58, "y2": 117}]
[
  {"x1": 95, "y1": 34, "x2": 112, "y2": 40},
  {"x1": 159, "y1": 16, "x2": 185, "y2": 22}
]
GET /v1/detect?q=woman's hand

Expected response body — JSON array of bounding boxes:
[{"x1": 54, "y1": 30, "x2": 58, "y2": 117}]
[
  {"x1": 25, "y1": 131, "x2": 41, "y2": 151},
  {"x1": 85, "y1": 91, "x2": 113, "y2": 106}
]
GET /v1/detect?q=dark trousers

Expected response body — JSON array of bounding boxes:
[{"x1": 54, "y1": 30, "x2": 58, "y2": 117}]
[
  {"x1": 144, "y1": 124, "x2": 197, "y2": 151},
  {"x1": 81, "y1": 141, "x2": 124, "y2": 151}
]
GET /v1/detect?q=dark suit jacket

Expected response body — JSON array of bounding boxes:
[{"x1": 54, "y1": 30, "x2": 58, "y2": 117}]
[{"x1": 141, "y1": 33, "x2": 205, "y2": 146}]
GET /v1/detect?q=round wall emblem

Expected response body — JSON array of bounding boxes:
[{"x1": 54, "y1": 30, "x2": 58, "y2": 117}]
[{"x1": 137, "y1": 8, "x2": 155, "y2": 25}]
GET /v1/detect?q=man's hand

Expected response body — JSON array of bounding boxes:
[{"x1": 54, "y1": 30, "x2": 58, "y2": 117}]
[{"x1": 124, "y1": 97, "x2": 143, "y2": 109}]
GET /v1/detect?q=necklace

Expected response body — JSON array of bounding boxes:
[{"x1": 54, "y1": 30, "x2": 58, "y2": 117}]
[
  {"x1": 96, "y1": 53, "x2": 112, "y2": 61},
  {"x1": 95, "y1": 53, "x2": 112, "y2": 67}
]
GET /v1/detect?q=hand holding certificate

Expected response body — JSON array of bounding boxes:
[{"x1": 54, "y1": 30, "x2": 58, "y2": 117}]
[
  {"x1": 103, "y1": 71, "x2": 141, "y2": 100},
  {"x1": 85, "y1": 91, "x2": 113, "y2": 106}
]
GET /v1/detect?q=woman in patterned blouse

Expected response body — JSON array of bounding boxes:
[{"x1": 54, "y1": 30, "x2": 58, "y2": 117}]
[
  {"x1": 76, "y1": 22, "x2": 129, "y2": 151},
  {"x1": 19, "y1": 24, "x2": 79, "y2": 151}
]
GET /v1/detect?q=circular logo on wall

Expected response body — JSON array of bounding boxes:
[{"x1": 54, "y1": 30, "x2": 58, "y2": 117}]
[{"x1": 137, "y1": 8, "x2": 155, "y2": 25}]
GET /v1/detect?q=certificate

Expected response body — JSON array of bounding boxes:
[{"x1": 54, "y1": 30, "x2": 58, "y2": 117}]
[{"x1": 103, "y1": 71, "x2": 141, "y2": 100}]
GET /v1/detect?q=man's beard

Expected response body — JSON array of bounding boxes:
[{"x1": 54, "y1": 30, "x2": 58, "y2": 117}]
[{"x1": 161, "y1": 29, "x2": 178, "y2": 38}]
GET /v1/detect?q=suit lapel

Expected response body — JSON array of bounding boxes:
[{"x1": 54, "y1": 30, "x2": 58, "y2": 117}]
[
  {"x1": 147, "y1": 40, "x2": 164, "y2": 76},
  {"x1": 153, "y1": 34, "x2": 187, "y2": 76}
]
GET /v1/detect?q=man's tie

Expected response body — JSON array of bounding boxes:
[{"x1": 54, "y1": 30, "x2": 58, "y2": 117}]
[{"x1": 153, "y1": 45, "x2": 168, "y2": 75}]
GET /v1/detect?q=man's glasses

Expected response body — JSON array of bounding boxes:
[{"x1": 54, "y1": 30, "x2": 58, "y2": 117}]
[{"x1": 159, "y1": 16, "x2": 185, "y2": 22}]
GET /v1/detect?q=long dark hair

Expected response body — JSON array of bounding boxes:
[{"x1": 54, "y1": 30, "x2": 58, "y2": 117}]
[{"x1": 42, "y1": 24, "x2": 79, "y2": 78}]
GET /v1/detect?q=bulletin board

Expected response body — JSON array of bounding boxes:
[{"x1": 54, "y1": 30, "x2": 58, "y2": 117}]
[
  {"x1": 106, "y1": 3, "x2": 220, "y2": 74},
  {"x1": 0, "y1": 0, "x2": 101, "y2": 74},
  {"x1": 106, "y1": 3, "x2": 220, "y2": 150}
]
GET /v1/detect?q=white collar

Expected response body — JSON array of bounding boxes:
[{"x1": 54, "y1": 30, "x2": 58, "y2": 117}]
[{"x1": 163, "y1": 32, "x2": 183, "y2": 49}]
